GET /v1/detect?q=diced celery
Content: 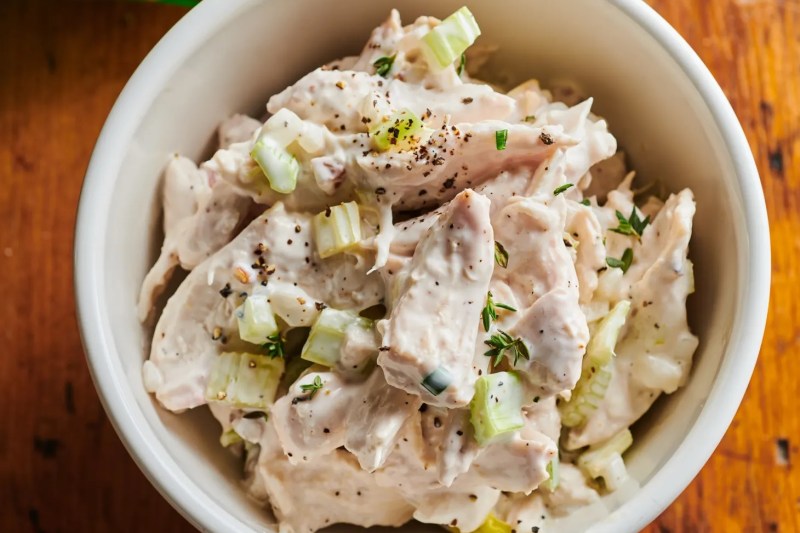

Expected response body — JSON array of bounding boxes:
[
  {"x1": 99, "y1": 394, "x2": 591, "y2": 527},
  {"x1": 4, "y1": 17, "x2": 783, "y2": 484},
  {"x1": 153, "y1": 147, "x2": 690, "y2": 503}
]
[
  {"x1": 263, "y1": 108, "x2": 325, "y2": 153},
  {"x1": 236, "y1": 295, "x2": 279, "y2": 345},
  {"x1": 263, "y1": 108, "x2": 304, "y2": 147},
  {"x1": 469, "y1": 371, "x2": 525, "y2": 446},
  {"x1": 585, "y1": 300, "x2": 630, "y2": 366},
  {"x1": 543, "y1": 455, "x2": 560, "y2": 492},
  {"x1": 301, "y1": 308, "x2": 372, "y2": 367},
  {"x1": 577, "y1": 429, "x2": 633, "y2": 491},
  {"x1": 421, "y1": 366, "x2": 452, "y2": 396},
  {"x1": 560, "y1": 363, "x2": 613, "y2": 428},
  {"x1": 268, "y1": 283, "x2": 319, "y2": 327},
  {"x1": 313, "y1": 201, "x2": 362, "y2": 258},
  {"x1": 421, "y1": 7, "x2": 481, "y2": 70},
  {"x1": 473, "y1": 514, "x2": 512, "y2": 533},
  {"x1": 219, "y1": 428, "x2": 242, "y2": 447},
  {"x1": 205, "y1": 352, "x2": 285, "y2": 409},
  {"x1": 370, "y1": 109, "x2": 425, "y2": 151},
  {"x1": 250, "y1": 137, "x2": 300, "y2": 194},
  {"x1": 560, "y1": 300, "x2": 630, "y2": 428}
]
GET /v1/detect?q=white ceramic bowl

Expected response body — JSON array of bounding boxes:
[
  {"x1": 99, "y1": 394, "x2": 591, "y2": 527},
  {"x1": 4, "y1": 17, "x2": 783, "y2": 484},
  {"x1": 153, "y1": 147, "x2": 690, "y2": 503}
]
[{"x1": 74, "y1": 0, "x2": 770, "y2": 531}]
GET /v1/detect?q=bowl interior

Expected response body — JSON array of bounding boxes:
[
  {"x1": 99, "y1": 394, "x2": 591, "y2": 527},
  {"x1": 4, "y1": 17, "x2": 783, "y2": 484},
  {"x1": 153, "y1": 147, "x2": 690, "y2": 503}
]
[{"x1": 90, "y1": 0, "x2": 751, "y2": 531}]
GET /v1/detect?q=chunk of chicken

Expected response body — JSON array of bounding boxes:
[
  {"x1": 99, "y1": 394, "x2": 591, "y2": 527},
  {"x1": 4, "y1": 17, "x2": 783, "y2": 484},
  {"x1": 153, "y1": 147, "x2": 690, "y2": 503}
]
[
  {"x1": 566, "y1": 190, "x2": 698, "y2": 449},
  {"x1": 137, "y1": 156, "x2": 251, "y2": 322},
  {"x1": 379, "y1": 190, "x2": 494, "y2": 407},
  {"x1": 491, "y1": 197, "x2": 590, "y2": 395},
  {"x1": 257, "y1": 423, "x2": 414, "y2": 533},
  {"x1": 143, "y1": 203, "x2": 383, "y2": 412},
  {"x1": 271, "y1": 369, "x2": 421, "y2": 471}
]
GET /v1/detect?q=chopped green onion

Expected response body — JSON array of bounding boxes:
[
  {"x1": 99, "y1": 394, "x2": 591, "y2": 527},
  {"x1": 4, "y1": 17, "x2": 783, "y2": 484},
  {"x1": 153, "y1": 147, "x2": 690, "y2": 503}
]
[
  {"x1": 301, "y1": 308, "x2": 372, "y2": 367},
  {"x1": 576, "y1": 429, "x2": 633, "y2": 490},
  {"x1": 560, "y1": 301, "x2": 630, "y2": 428},
  {"x1": 494, "y1": 241, "x2": 509, "y2": 268},
  {"x1": 219, "y1": 429, "x2": 243, "y2": 447},
  {"x1": 470, "y1": 371, "x2": 525, "y2": 446},
  {"x1": 205, "y1": 352, "x2": 285, "y2": 409},
  {"x1": 370, "y1": 109, "x2": 425, "y2": 151},
  {"x1": 606, "y1": 248, "x2": 633, "y2": 273},
  {"x1": 421, "y1": 366, "x2": 452, "y2": 396},
  {"x1": 373, "y1": 54, "x2": 396, "y2": 77},
  {"x1": 299, "y1": 375, "x2": 324, "y2": 398},
  {"x1": 456, "y1": 52, "x2": 466, "y2": 76},
  {"x1": 250, "y1": 137, "x2": 300, "y2": 194},
  {"x1": 543, "y1": 456, "x2": 560, "y2": 492},
  {"x1": 495, "y1": 129, "x2": 508, "y2": 150},
  {"x1": 553, "y1": 183, "x2": 574, "y2": 196},
  {"x1": 420, "y1": 6, "x2": 481, "y2": 70},
  {"x1": 236, "y1": 295, "x2": 279, "y2": 345},
  {"x1": 471, "y1": 514, "x2": 513, "y2": 533},
  {"x1": 313, "y1": 201, "x2": 362, "y2": 258}
]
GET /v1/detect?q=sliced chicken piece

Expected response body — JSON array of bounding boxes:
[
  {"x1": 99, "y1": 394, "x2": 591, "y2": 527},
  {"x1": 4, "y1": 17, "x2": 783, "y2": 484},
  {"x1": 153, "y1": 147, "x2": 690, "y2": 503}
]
[
  {"x1": 494, "y1": 492, "x2": 549, "y2": 533},
  {"x1": 357, "y1": 121, "x2": 570, "y2": 212},
  {"x1": 565, "y1": 201, "x2": 606, "y2": 304},
  {"x1": 271, "y1": 369, "x2": 421, "y2": 471},
  {"x1": 380, "y1": 190, "x2": 494, "y2": 407},
  {"x1": 374, "y1": 414, "x2": 500, "y2": 533},
  {"x1": 412, "y1": 483, "x2": 500, "y2": 533},
  {"x1": 269, "y1": 372, "x2": 351, "y2": 462},
  {"x1": 469, "y1": 429, "x2": 557, "y2": 494},
  {"x1": 419, "y1": 406, "x2": 480, "y2": 487},
  {"x1": 566, "y1": 190, "x2": 698, "y2": 449},
  {"x1": 144, "y1": 203, "x2": 383, "y2": 412},
  {"x1": 138, "y1": 155, "x2": 205, "y2": 321},
  {"x1": 492, "y1": 197, "x2": 589, "y2": 395},
  {"x1": 257, "y1": 423, "x2": 414, "y2": 533}
]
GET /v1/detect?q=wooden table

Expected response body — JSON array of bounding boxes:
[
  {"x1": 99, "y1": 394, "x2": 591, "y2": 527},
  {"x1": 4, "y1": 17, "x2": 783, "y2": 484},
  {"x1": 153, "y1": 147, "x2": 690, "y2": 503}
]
[{"x1": 0, "y1": 1, "x2": 796, "y2": 531}]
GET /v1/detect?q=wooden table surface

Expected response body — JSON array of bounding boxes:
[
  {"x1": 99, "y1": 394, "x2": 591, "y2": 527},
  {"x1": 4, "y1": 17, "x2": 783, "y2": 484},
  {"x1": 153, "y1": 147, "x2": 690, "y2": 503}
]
[{"x1": 1, "y1": 1, "x2": 797, "y2": 531}]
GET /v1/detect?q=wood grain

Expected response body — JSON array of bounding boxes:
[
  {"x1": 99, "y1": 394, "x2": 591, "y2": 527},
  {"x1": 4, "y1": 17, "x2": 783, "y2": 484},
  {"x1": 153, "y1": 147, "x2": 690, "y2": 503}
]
[{"x1": 0, "y1": 1, "x2": 796, "y2": 531}]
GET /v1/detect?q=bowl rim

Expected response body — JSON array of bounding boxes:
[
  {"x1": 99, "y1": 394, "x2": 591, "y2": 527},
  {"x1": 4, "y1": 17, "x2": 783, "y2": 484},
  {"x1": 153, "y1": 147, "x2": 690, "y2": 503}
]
[{"x1": 73, "y1": 0, "x2": 771, "y2": 531}]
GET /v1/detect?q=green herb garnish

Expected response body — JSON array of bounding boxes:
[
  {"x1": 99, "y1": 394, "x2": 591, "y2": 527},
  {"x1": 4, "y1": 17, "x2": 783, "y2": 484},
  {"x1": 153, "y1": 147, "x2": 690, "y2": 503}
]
[
  {"x1": 484, "y1": 330, "x2": 530, "y2": 367},
  {"x1": 457, "y1": 52, "x2": 466, "y2": 76},
  {"x1": 495, "y1": 129, "x2": 508, "y2": 150},
  {"x1": 494, "y1": 241, "x2": 509, "y2": 268},
  {"x1": 606, "y1": 248, "x2": 633, "y2": 273},
  {"x1": 610, "y1": 208, "x2": 650, "y2": 238},
  {"x1": 300, "y1": 375, "x2": 324, "y2": 398},
  {"x1": 524, "y1": 115, "x2": 536, "y2": 122},
  {"x1": 553, "y1": 183, "x2": 574, "y2": 196},
  {"x1": 373, "y1": 54, "x2": 396, "y2": 78},
  {"x1": 481, "y1": 291, "x2": 517, "y2": 332},
  {"x1": 580, "y1": 198, "x2": 591, "y2": 206},
  {"x1": 261, "y1": 332, "x2": 285, "y2": 359}
]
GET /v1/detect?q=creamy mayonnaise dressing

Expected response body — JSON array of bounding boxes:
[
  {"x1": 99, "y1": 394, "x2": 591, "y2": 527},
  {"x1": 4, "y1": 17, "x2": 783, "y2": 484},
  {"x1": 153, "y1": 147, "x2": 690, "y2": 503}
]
[{"x1": 140, "y1": 8, "x2": 698, "y2": 533}]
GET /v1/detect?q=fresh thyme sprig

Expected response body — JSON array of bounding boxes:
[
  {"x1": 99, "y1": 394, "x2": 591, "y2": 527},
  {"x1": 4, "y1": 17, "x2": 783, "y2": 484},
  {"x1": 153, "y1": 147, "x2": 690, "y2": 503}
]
[
  {"x1": 610, "y1": 208, "x2": 650, "y2": 238},
  {"x1": 481, "y1": 291, "x2": 517, "y2": 332},
  {"x1": 261, "y1": 333, "x2": 285, "y2": 359},
  {"x1": 300, "y1": 375, "x2": 324, "y2": 398},
  {"x1": 484, "y1": 330, "x2": 530, "y2": 367}
]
